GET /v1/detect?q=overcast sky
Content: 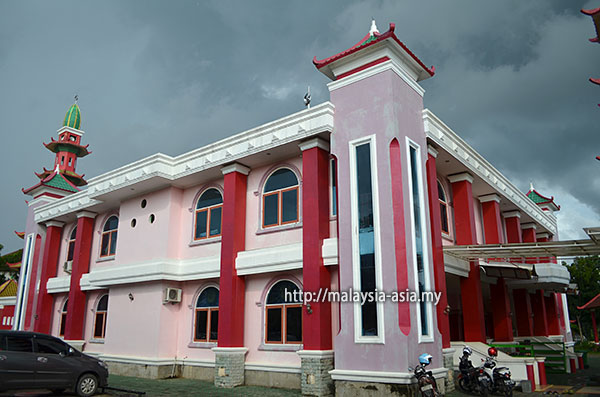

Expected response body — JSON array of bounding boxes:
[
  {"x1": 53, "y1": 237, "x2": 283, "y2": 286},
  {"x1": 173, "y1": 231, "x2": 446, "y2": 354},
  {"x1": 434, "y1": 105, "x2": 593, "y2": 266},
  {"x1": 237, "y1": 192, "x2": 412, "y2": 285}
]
[{"x1": 1, "y1": 0, "x2": 599, "y2": 253}]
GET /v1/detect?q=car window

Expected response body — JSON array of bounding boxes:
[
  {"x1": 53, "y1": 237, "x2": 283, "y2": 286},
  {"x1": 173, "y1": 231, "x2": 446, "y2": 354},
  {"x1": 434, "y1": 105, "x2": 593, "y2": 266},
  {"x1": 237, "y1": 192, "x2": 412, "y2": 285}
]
[
  {"x1": 35, "y1": 338, "x2": 68, "y2": 355},
  {"x1": 5, "y1": 335, "x2": 33, "y2": 352}
]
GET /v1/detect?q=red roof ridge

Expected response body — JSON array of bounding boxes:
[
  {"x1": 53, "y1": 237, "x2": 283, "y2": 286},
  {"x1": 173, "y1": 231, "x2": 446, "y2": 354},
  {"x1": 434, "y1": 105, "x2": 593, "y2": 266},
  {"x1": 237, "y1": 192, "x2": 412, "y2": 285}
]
[
  {"x1": 313, "y1": 23, "x2": 434, "y2": 79},
  {"x1": 22, "y1": 170, "x2": 81, "y2": 194},
  {"x1": 578, "y1": 292, "x2": 600, "y2": 310},
  {"x1": 581, "y1": 7, "x2": 600, "y2": 15},
  {"x1": 590, "y1": 78, "x2": 600, "y2": 86}
]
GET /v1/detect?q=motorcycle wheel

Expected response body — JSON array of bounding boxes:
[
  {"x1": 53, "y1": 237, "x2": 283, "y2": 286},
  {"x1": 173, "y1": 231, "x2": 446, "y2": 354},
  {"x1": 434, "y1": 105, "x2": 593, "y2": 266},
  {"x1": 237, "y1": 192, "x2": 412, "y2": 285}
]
[
  {"x1": 458, "y1": 377, "x2": 470, "y2": 392},
  {"x1": 478, "y1": 384, "x2": 488, "y2": 397},
  {"x1": 503, "y1": 388, "x2": 513, "y2": 397}
]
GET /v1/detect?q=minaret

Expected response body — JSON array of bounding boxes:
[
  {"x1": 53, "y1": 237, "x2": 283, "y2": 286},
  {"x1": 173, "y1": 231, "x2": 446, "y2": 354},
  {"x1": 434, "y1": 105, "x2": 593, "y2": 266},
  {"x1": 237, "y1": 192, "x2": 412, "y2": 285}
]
[{"x1": 22, "y1": 100, "x2": 91, "y2": 199}]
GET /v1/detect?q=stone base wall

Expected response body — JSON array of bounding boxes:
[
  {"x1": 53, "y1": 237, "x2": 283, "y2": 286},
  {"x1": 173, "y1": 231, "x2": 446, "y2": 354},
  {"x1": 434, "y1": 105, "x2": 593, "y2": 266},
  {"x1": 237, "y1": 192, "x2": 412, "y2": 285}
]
[
  {"x1": 245, "y1": 369, "x2": 301, "y2": 389},
  {"x1": 442, "y1": 348, "x2": 455, "y2": 393},
  {"x1": 300, "y1": 353, "x2": 334, "y2": 396},
  {"x1": 180, "y1": 365, "x2": 214, "y2": 381},
  {"x1": 334, "y1": 381, "x2": 417, "y2": 397},
  {"x1": 106, "y1": 361, "x2": 178, "y2": 379},
  {"x1": 214, "y1": 349, "x2": 246, "y2": 388}
]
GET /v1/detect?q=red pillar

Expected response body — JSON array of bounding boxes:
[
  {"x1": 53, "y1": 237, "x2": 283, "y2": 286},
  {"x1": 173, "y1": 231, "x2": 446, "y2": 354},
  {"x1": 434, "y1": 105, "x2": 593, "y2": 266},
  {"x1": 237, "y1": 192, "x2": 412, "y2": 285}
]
[
  {"x1": 34, "y1": 222, "x2": 64, "y2": 334},
  {"x1": 545, "y1": 294, "x2": 560, "y2": 335},
  {"x1": 522, "y1": 224, "x2": 537, "y2": 264},
  {"x1": 64, "y1": 213, "x2": 96, "y2": 340},
  {"x1": 537, "y1": 361, "x2": 547, "y2": 386},
  {"x1": 536, "y1": 233, "x2": 551, "y2": 263},
  {"x1": 450, "y1": 173, "x2": 485, "y2": 342},
  {"x1": 480, "y1": 194, "x2": 513, "y2": 342},
  {"x1": 425, "y1": 147, "x2": 450, "y2": 348},
  {"x1": 218, "y1": 163, "x2": 248, "y2": 348},
  {"x1": 526, "y1": 363, "x2": 536, "y2": 391},
  {"x1": 300, "y1": 139, "x2": 332, "y2": 350},
  {"x1": 530, "y1": 290, "x2": 549, "y2": 337},
  {"x1": 513, "y1": 289, "x2": 534, "y2": 336},
  {"x1": 503, "y1": 212, "x2": 522, "y2": 243}
]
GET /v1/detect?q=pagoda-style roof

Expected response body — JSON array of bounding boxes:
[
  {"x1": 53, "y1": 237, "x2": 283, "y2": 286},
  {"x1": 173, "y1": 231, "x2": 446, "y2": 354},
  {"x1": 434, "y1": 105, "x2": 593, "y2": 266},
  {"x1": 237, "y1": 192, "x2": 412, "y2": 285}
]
[
  {"x1": 313, "y1": 22, "x2": 435, "y2": 81},
  {"x1": 581, "y1": 7, "x2": 600, "y2": 43},
  {"x1": 44, "y1": 137, "x2": 91, "y2": 157},
  {"x1": 578, "y1": 292, "x2": 600, "y2": 310},
  {"x1": 0, "y1": 279, "x2": 17, "y2": 298},
  {"x1": 35, "y1": 167, "x2": 87, "y2": 187},
  {"x1": 23, "y1": 169, "x2": 80, "y2": 195},
  {"x1": 591, "y1": 78, "x2": 600, "y2": 86},
  {"x1": 6, "y1": 262, "x2": 21, "y2": 270},
  {"x1": 526, "y1": 188, "x2": 560, "y2": 211},
  {"x1": 14, "y1": 231, "x2": 24, "y2": 239}
]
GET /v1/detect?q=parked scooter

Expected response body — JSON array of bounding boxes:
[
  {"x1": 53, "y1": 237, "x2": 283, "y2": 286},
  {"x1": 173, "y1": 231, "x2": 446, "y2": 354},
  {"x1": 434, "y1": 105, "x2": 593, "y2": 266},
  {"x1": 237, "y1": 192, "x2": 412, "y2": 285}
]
[
  {"x1": 409, "y1": 353, "x2": 442, "y2": 397},
  {"x1": 480, "y1": 347, "x2": 516, "y2": 397},
  {"x1": 458, "y1": 346, "x2": 490, "y2": 396}
]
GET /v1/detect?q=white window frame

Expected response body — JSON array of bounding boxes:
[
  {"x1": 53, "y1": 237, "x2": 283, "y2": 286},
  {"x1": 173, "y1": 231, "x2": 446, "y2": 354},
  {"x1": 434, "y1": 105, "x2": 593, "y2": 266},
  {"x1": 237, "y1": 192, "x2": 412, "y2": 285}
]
[
  {"x1": 406, "y1": 137, "x2": 434, "y2": 343},
  {"x1": 348, "y1": 134, "x2": 384, "y2": 344},
  {"x1": 14, "y1": 233, "x2": 35, "y2": 330}
]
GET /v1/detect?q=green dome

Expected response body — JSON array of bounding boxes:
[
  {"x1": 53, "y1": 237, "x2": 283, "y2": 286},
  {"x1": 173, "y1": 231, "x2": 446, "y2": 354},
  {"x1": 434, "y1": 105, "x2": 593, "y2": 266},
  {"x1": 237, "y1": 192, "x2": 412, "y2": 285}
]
[{"x1": 63, "y1": 104, "x2": 81, "y2": 130}]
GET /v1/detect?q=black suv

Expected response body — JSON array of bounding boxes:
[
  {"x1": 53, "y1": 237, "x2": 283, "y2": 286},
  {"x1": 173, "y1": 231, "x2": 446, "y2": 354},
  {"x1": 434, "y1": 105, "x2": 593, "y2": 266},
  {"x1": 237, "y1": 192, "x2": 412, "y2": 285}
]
[{"x1": 0, "y1": 330, "x2": 108, "y2": 396}]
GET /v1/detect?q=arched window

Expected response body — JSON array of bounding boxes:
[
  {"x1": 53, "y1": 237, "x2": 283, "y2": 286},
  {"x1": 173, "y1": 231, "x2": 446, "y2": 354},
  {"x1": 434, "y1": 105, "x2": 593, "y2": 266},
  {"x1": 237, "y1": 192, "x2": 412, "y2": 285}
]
[
  {"x1": 67, "y1": 227, "x2": 77, "y2": 262},
  {"x1": 262, "y1": 169, "x2": 299, "y2": 228},
  {"x1": 93, "y1": 295, "x2": 108, "y2": 339},
  {"x1": 100, "y1": 216, "x2": 118, "y2": 257},
  {"x1": 437, "y1": 180, "x2": 449, "y2": 234},
  {"x1": 194, "y1": 189, "x2": 223, "y2": 240},
  {"x1": 265, "y1": 280, "x2": 302, "y2": 344},
  {"x1": 59, "y1": 299, "x2": 68, "y2": 337},
  {"x1": 194, "y1": 287, "x2": 219, "y2": 342}
]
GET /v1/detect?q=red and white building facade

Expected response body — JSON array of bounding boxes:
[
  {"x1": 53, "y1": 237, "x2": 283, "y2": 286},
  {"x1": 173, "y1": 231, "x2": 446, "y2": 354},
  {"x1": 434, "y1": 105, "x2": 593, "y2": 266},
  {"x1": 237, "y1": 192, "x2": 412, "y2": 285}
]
[{"x1": 16, "y1": 22, "x2": 573, "y2": 395}]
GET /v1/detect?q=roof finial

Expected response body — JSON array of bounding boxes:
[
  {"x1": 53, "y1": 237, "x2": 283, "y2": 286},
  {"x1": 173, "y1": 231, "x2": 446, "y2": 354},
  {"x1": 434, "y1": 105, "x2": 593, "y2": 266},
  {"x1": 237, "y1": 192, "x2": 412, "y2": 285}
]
[
  {"x1": 74, "y1": 94, "x2": 79, "y2": 104},
  {"x1": 369, "y1": 19, "x2": 379, "y2": 36},
  {"x1": 529, "y1": 181, "x2": 534, "y2": 191},
  {"x1": 304, "y1": 86, "x2": 311, "y2": 109}
]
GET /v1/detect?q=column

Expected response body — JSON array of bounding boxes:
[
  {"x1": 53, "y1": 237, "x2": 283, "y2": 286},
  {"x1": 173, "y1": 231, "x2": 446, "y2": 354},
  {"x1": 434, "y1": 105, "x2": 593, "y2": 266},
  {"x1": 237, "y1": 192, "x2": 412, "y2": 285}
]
[
  {"x1": 426, "y1": 146, "x2": 450, "y2": 348},
  {"x1": 214, "y1": 163, "x2": 249, "y2": 388},
  {"x1": 449, "y1": 172, "x2": 486, "y2": 342},
  {"x1": 480, "y1": 194, "x2": 513, "y2": 342},
  {"x1": 530, "y1": 290, "x2": 548, "y2": 337},
  {"x1": 64, "y1": 212, "x2": 96, "y2": 342},
  {"x1": 34, "y1": 221, "x2": 64, "y2": 334},
  {"x1": 297, "y1": 138, "x2": 334, "y2": 396},
  {"x1": 513, "y1": 289, "x2": 534, "y2": 337},
  {"x1": 545, "y1": 294, "x2": 560, "y2": 335},
  {"x1": 521, "y1": 223, "x2": 537, "y2": 264},
  {"x1": 537, "y1": 233, "x2": 551, "y2": 263},
  {"x1": 592, "y1": 311, "x2": 599, "y2": 344}
]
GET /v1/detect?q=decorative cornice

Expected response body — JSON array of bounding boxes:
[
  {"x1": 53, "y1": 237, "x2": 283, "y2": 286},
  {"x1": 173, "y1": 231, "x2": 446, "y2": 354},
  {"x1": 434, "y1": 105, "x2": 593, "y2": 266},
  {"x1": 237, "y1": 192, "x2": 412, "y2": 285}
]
[
  {"x1": 427, "y1": 145, "x2": 439, "y2": 158},
  {"x1": 448, "y1": 172, "x2": 473, "y2": 184},
  {"x1": 221, "y1": 163, "x2": 250, "y2": 176},
  {"x1": 77, "y1": 211, "x2": 97, "y2": 219},
  {"x1": 536, "y1": 232, "x2": 551, "y2": 239},
  {"x1": 45, "y1": 220, "x2": 65, "y2": 228},
  {"x1": 502, "y1": 211, "x2": 521, "y2": 219},
  {"x1": 423, "y1": 109, "x2": 557, "y2": 235},
  {"x1": 298, "y1": 137, "x2": 330, "y2": 152},
  {"x1": 521, "y1": 223, "x2": 537, "y2": 230},
  {"x1": 478, "y1": 194, "x2": 501, "y2": 204}
]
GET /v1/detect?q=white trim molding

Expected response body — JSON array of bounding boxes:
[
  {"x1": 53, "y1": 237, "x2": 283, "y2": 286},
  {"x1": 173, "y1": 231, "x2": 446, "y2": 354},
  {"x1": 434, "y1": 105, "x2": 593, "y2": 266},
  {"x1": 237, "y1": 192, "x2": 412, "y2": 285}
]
[
  {"x1": 236, "y1": 243, "x2": 302, "y2": 276},
  {"x1": 212, "y1": 347, "x2": 248, "y2": 355},
  {"x1": 221, "y1": 163, "x2": 250, "y2": 176},
  {"x1": 330, "y1": 367, "x2": 448, "y2": 384},
  {"x1": 77, "y1": 211, "x2": 97, "y2": 219},
  {"x1": 322, "y1": 238, "x2": 338, "y2": 266},
  {"x1": 521, "y1": 223, "x2": 537, "y2": 230},
  {"x1": 423, "y1": 109, "x2": 557, "y2": 235},
  {"x1": 479, "y1": 194, "x2": 501, "y2": 204},
  {"x1": 298, "y1": 137, "x2": 330, "y2": 152},
  {"x1": 427, "y1": 145, "x2": 439, "y2": 158},
  {"x1": 448, "y1": 172, "x2": 474, "y2": 184},
  {"x1": 537, "y1": 232, "x2": 551, "y2": 240},
  {"x1": 297, "y1": 350, "x2": 334, "y2": 359},
  {"x1": 46, "y1": 220, "x2": 65, "y2": 228},
  {"x1": 503, "y1": 211, "x2": 521, "y2": 219}
]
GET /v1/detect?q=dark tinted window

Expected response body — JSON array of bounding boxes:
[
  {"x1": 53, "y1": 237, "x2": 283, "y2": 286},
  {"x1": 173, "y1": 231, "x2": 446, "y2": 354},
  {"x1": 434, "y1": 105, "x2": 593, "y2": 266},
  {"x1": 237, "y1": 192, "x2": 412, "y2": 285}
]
[
  {"x1": 36, "y1": 338, "x2": 68, "y2": 355},
  {"x1": 5, "y1": 335, "x2": 33, "y2": 352}
]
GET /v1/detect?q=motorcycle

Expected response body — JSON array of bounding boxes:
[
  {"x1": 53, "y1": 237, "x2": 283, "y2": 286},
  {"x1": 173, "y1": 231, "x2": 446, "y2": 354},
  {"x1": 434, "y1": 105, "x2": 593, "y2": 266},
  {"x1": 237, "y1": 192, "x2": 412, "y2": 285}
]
[
  {"x1": 480, "y1": 347, "x2": 516, "y2": 397},
  {"x1": 457, "y1": 346, "x2": 489, "y2": 396},
  {"x1": 409, "y1": 353, "x2": 442, "y2": 397}
]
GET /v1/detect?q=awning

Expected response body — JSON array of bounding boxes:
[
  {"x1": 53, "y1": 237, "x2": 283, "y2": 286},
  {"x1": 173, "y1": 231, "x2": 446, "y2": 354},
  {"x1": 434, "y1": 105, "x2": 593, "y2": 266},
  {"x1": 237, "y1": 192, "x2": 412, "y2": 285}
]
[
  {"x1": 479, "y1": 261, "x2": 532, "y2": 280},
  {"x1": 578, "y1": 292, "x2": 600, "y2": 310}
]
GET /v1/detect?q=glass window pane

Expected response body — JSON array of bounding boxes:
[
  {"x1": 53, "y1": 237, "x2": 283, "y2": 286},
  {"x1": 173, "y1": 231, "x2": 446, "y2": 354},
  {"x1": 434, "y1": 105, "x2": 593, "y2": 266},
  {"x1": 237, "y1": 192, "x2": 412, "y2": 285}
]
[
  {"x1": 97, "y1": 295, "x2": 108, "y2": 311},
  {"x1": 67, "y1": 241, "x2": 75, "y2": 262},
  {"x1": 281, "y1": 189, "x2": 298, "y2": 223},
  {"x1": 285, "y1": 306, "x2": 302, "y2": 343},
  {"x1": 437, "y1": 181, "x2": 446, "y2": 201},
  {"x1": 70, "y1": 226, "x2": 77, "y2": 240},
  {"x1": 264, "y1": 169, "x2": 298, "y2": 193},
  {"x1": 210, "y1": 310, "x2": 219, "y2": 341},
  {"x1": 197, "y1": 287, "x2": 219, "y2": 308},
  {"x1": 331, "y1": 160, "x2": 337, "y2": 216},
  {"x1": 209, "y1": 207, "x2": 222, "y2": 236},
  {"x1": 266, "y1": 307, "x2": 282, "y2": 342},
  {"x1": 109, "y1": 231, "x2": 118, "y2": 255},
  {"x1": 94, "y1": 313, "x2": 105, "y2": 338},
  {"x1": 440, "y1": 203, "x2": 449, "y2": 234},
  {"x1": 355, "y1": 143, "x2": 378, "y2": 336},
  {"x1": 60, "y1": 314, "x2": 67, "y2": 336},
  {"x1": 195, "y1": 210, "x2": 207, "y2": 239},
  {"x1": 263, "y1": 194, "x2": 279, "y2": 226},
  {"x1": 197, "y1": 189, "x2": 223, "y2": 209},
  {"x1": 6, "y1": 336, "x2": 33, "y2": 352},
  {"x1": 100, "y1": 233, "x2": 110, "y2": 256},
  {"x1": 36, "y1": 338, "x2": 67, "y2": 355},
  {"x1": 267, "y1": 281, "x2": 300, "y2": 304},
  {"x1": 195, "y1": 310, "x2": 208, "y2": 341},
  {"x1": 104, "y1": 216, "x2": 118, "y2": 232}
]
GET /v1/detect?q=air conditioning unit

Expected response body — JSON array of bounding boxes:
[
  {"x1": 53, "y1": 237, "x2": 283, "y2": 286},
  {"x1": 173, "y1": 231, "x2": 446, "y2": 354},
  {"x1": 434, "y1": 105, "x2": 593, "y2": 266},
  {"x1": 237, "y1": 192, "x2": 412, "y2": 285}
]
[
  {"x1": 164, "y1": 287, "x2": 182, "y2": 304},
  {"x1": 63, "y1": 261, "x2": 73, "y2": 274}
]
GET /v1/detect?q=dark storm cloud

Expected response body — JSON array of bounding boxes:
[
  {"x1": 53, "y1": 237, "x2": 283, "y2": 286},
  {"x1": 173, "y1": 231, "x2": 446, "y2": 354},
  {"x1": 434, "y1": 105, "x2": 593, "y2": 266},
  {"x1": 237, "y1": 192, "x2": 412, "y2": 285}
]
[{"x1": 1, "y1": 0, "x2": 598, "y2": 252}]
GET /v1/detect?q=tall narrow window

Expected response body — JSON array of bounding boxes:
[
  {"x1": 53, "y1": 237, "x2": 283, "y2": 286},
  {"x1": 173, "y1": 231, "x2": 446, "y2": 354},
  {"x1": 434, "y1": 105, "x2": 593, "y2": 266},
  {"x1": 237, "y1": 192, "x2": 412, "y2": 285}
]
[
  {"x1": 194, "y1": 189, "x2": 223, "y2": 240},
  {"x1": 265, "y1": 280, "x2": 302, "y2": 344},
  {"x1": 194, "y1": 287, "x2": 219, "y2": 342},
  {"x1": 59, "y1": 299, "x2": 68, "y2": 337},
  {"x1": 262, "y1": 169, "x2": 299, "y2": 228},
  {"x1": 331, "y1": 158, "x2": 337, "y2": 216},
  {"x1": 354, "y1": 142, "x2": 378, "y2": 337},
  {"x1": 67, "y1": 227, "x2": 77, "y2": 262},
  {"x1": 438, "y1": 181, "x2": 450, "y2": 234},
  {"x1": 407, "y1": 140, "x2": 432, "y2": 340},
  {"x1": 94, "y1": 295, "x2": 108, "y2": 339},
  {"x1": 100, "y1": 216, "x2": 118, "y2": 257}
]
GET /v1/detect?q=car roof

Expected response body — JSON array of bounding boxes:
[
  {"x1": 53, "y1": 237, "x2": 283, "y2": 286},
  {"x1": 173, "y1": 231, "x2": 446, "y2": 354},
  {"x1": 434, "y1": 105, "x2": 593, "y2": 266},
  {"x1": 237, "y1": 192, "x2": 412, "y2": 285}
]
[{"x1": 0, "y1": 330, "x2": 59, "y2": 339}]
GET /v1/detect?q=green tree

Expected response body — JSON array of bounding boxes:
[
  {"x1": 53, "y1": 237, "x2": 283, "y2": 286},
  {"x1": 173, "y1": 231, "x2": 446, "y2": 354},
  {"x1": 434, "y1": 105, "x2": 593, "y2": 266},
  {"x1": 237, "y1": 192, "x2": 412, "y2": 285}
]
[
  {"x1": 0, "y1": 243, "x2": 22, "y2": 283},
  {"x1": 566, "y1": 256, "x2": 600, "y2": 341}
]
